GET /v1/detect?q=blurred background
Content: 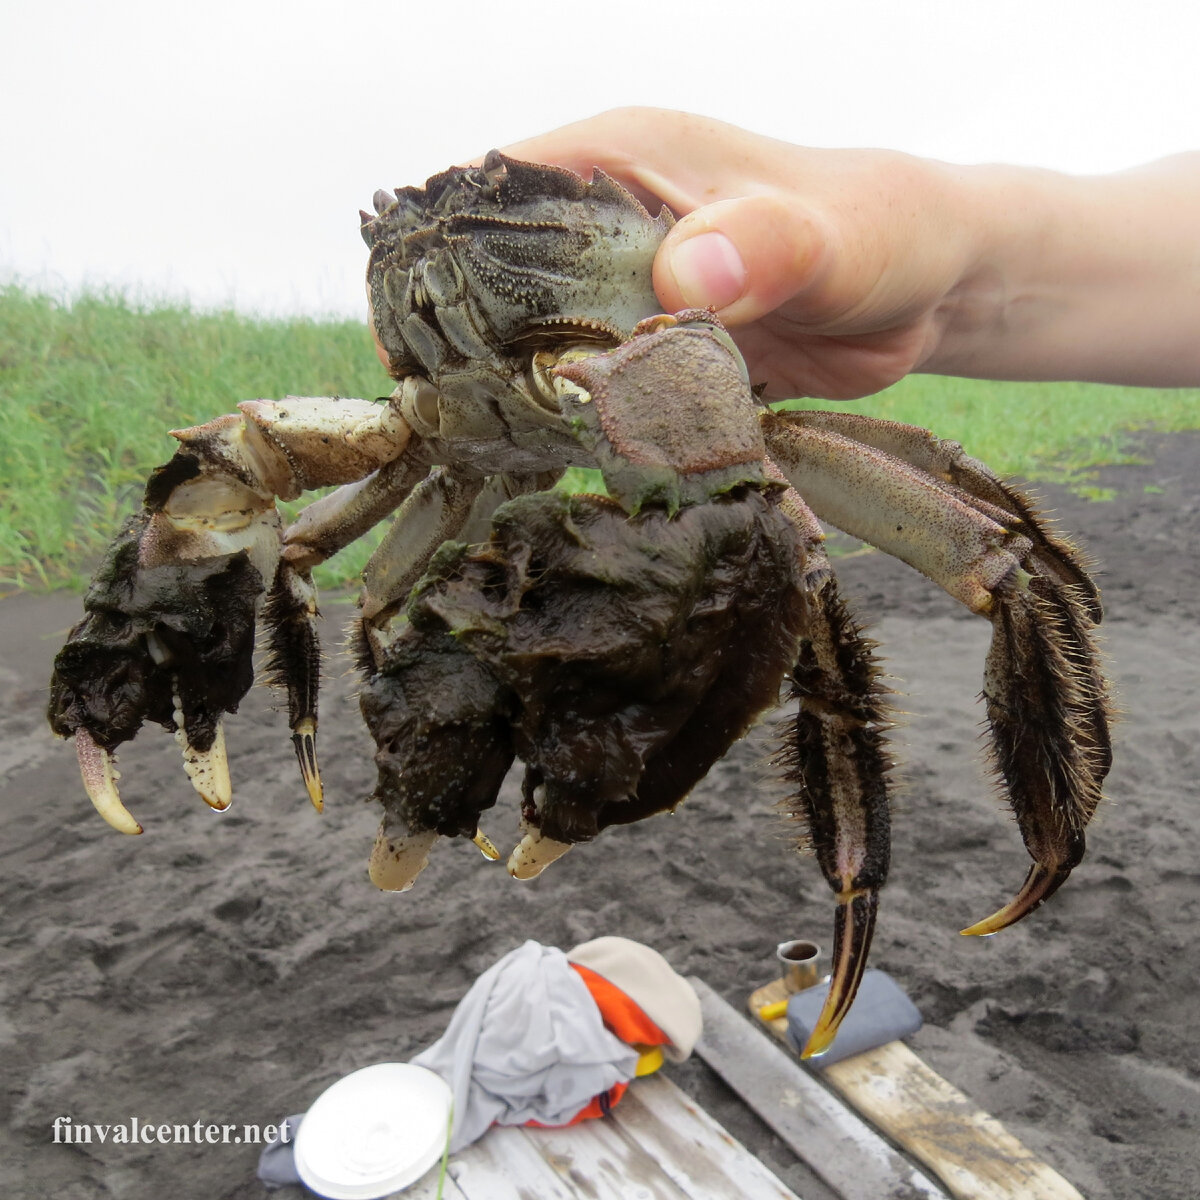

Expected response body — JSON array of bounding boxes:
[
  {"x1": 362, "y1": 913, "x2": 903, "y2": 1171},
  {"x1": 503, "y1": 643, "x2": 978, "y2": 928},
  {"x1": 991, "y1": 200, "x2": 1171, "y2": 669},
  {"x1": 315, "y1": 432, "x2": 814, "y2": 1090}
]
[{"x1": 3, "y1": 0, "x2": 1198, "y2": 318}]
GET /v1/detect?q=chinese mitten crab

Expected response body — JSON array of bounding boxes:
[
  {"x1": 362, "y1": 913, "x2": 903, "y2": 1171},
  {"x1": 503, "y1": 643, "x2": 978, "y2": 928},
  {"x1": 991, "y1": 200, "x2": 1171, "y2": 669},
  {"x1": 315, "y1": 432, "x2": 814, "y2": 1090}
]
[{"x1": 48, "y1": 153, "x2": 1112, "y2": 1057}]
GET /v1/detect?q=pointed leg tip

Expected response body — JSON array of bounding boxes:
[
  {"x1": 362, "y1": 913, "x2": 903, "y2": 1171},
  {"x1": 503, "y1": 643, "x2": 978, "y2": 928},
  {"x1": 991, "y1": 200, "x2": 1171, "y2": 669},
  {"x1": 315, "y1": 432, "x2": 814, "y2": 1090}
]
[
  {"x1": 472, "y1": 829, "x2": 500, "y2": 861},
  {"x1": 76, "y1": 730, "x2": 144, "y2": 835},
  {"x1": 291, "y1": 723, "x2": 323, "y2": 813},
  {"x1": 961, "y1": 863, "x2": 1069, "y2": 937},
  {"x1": 799, "y1": 1025, "x2": 837, "y2": 1061},
  {"x1": 806, "y1": 887, "x2": 879, "y2": 1058}
]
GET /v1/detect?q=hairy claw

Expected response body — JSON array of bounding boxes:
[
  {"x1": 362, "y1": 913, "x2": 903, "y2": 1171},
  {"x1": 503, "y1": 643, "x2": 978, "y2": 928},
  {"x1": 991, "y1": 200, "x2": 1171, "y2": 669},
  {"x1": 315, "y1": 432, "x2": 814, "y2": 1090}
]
[{"x1": 778, "y1": 578, "x2": 893, "y2": 1053}]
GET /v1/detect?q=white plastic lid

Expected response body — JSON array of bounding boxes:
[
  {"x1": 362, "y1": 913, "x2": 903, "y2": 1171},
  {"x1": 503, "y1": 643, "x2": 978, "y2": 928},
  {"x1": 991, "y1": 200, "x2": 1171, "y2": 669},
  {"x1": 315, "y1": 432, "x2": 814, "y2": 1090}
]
[{"x1": 293, "y1": 1063, "x2": 453, "y2": 1199}]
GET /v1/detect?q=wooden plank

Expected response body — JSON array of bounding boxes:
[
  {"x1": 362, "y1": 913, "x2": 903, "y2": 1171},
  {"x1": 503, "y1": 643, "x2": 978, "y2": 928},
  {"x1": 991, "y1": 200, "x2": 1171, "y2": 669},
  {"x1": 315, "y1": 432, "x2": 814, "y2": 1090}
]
[
  {"x1": 398, "y1": 1161, "x2": 470, "y2": 1200},
  {"x1": 403, "y1": 1070, "x2": 807, "y2": 1200},
  {"x1": 609, "y1": 1073, "x2": 802, "y2": 1200},
  {"x1": 749, "y1": 977, "x2": 1084, "y2": 1200},
  {"x1": 442, "y1": 1124, "x2": 583, "y2": 1199},
  {"x1": 519, "y1": 1115, "x2": 693, "y2": 1200},
  {"x1": 691, "y1": 978, "x2": 946, "y2": 1200}
]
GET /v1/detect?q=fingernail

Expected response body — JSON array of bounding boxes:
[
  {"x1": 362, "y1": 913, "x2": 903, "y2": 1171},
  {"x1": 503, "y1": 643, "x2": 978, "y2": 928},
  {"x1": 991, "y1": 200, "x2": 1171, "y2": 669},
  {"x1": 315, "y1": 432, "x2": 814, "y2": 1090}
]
[{"x1": 667, "y1": 230, "x2": 747, "y2": 310}]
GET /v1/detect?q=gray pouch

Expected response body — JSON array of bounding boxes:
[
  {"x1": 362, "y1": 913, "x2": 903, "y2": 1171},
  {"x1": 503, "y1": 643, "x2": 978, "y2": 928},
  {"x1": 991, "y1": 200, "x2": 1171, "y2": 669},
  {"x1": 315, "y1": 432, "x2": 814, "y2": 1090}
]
[{"x1": 786, "y1": 969, "x2": 922, "y2": 1065}]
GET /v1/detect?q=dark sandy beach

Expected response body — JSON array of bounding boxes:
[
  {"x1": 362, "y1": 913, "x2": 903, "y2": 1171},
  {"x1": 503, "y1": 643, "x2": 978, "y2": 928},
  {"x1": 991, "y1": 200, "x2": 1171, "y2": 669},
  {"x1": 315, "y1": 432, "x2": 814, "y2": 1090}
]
[{"x1": 4, "y1": 431, "x2": 1199, "y2": 1199}]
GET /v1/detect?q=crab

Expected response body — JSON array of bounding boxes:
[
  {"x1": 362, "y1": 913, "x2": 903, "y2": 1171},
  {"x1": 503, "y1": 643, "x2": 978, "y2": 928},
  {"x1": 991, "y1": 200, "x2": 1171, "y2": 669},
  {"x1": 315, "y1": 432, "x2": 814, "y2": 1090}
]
[{"x1": 48, "y1": 152, "x2": 1111, "y2": 1058}]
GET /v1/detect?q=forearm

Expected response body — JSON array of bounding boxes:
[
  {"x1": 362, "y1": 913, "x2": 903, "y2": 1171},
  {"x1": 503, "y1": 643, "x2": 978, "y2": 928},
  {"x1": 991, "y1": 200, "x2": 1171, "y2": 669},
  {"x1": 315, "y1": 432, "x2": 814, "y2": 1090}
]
[{"x1": 928, "y1": 154, "x2": 1200, "y2": 386}]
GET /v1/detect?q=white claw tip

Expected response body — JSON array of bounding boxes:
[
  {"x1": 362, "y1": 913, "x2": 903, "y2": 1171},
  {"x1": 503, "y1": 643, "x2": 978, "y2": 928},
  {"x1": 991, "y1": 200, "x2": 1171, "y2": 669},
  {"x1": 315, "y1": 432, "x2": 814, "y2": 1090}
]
[
  {"x1": 369, "y1": 825, "x2": 438, "y2": 892},
  {"x1": 507, "y1": 830, "x2": 572, "y2": 880},
  {"x1": 175, "y1": 713, "x2": 232, "y2": 811},
  {"x1": 76, "y1": 730, "x2": 143, "y2": 835}
]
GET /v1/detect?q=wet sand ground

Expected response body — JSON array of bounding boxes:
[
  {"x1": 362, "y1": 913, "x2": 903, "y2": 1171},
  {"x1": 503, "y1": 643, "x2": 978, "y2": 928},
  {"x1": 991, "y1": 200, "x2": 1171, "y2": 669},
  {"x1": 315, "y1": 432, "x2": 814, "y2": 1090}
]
[{"x1": 4, "y1": 432, "x2": 1198, "y2": 1199}]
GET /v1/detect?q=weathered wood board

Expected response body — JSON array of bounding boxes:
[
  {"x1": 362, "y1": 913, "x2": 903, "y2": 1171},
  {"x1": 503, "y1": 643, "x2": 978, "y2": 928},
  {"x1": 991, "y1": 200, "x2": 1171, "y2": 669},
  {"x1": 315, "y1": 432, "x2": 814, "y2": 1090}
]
[
  {"x1": 748, "y1": 976, "x2": 1085, "y2": 1200},
  {"x1": 692, "y1": 978, "x2": 947, "y2": 1200},
  {"x1": 401, "y1": 1071, "x2": 803, "y2": 1200}
]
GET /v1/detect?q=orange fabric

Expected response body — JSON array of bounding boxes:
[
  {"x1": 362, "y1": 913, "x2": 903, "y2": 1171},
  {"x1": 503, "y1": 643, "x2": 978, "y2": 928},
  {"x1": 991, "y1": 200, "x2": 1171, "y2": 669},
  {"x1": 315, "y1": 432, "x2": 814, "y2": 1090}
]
[
  {"x1": 568, "y1": 962, "x2": 671, "y2": 1048},
  {"x1": 526, "y1": 963, "x2": 671, "y2": 1129}
]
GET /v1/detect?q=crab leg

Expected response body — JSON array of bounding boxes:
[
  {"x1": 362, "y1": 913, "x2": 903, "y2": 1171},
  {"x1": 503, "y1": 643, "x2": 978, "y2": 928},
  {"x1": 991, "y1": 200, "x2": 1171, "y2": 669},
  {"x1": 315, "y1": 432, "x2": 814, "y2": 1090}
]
[
  {"x1": 767, "y1": 477, "x2": 895, "y2": 1058},
  {"x1": 48, "y1": 396, "x2": 411, "y2": 829},
  {"x1": 763, "y1": 411, "x2": 1111, "y2": 938},
  {"x1": 781, "y1": 410, "x2": 1100, "y2": 616}
]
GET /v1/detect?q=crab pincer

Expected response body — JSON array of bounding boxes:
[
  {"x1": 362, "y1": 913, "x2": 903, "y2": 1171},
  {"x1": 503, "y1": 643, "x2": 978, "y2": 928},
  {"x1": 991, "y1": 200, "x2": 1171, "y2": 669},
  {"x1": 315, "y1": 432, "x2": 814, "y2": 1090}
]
[{"x1": 47, "y1": 508, "x2": 264, "y2": 830}]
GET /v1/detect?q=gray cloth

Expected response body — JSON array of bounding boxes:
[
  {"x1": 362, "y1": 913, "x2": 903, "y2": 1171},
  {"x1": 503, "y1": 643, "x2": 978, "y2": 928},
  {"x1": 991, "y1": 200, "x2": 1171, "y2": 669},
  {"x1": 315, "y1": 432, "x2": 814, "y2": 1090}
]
[
  {"x1": 257, "y1": 940, "x2": 638, "y2": 1186},
  {"x1": 785, "y1": 968, "x2": 923, "y2": 1065},
  {"x1": 413, "y1": 939, "x2": 638, "y2": 1151}
]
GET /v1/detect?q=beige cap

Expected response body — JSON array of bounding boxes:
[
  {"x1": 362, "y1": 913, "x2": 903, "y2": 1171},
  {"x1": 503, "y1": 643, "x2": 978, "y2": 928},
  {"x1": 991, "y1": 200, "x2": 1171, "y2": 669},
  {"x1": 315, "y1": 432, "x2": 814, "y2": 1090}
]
[{"x1": 566, "y1": 937, "x2": 702, "y2": 1061}]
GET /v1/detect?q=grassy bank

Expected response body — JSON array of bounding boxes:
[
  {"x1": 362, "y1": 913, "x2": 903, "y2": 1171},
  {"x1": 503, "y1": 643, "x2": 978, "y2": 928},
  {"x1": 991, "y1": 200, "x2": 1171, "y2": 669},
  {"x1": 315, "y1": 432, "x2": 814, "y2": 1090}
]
[{"x1": 3, "y1": 284, "x2": 1199, "y2": 590}]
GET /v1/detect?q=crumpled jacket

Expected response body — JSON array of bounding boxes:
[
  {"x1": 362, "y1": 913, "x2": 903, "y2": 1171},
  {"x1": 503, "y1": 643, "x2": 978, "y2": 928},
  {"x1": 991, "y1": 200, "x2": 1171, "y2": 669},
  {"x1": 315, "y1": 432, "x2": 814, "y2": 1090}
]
[{"x1": 413, "y1": 939, "x2": 639, "y2": 1151}]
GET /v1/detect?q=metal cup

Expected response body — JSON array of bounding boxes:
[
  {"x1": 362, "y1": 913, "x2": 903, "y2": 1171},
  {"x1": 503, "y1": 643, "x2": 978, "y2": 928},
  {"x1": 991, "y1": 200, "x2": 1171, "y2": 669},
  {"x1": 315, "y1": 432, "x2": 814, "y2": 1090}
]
[{"x1": 776, "y1": 939, "x2": 821, "y2": 993}]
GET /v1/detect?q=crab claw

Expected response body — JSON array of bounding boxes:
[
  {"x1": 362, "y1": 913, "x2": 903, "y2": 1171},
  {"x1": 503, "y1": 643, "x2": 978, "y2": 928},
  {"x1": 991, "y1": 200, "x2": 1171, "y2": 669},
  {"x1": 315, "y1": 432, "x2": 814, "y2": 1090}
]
[
  {"x1": 369, "y1": 821, "x2": 439, "y2": 892},
  {"x1": 47, "y1": 510, "x2": 265, "y2": 829},
  {"x1": 75, "y1": 728, "x2": 142, "y2": 836},
  {"x1": 802, "y1": 889, "x2": 878, "y2": 1059},
  {"x1": 174, "y1": 705, "x2": 232, "y2": 811},
  {"x1": 507, "y1": 824, "x2": 573, "y2": 880}
]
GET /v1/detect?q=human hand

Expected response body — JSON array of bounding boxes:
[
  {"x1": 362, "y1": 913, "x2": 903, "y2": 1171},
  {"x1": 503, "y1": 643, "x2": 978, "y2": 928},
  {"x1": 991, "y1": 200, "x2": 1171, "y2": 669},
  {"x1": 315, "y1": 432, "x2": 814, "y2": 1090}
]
[{"x1": 498, "y1": 108, "x2": 976, "y2": 400}]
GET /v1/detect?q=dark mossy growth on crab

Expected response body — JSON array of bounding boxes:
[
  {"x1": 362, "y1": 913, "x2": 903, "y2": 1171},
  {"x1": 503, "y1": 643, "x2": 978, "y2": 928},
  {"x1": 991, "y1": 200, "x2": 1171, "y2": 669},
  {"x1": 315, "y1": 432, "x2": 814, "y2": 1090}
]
[
  {"x1": 359, "y1": 630, "x2": 515, "y2": 839},
  {"x1": 360, "y1": 486, "x2": 807, "y2": 845},
  {"x1": 47, "y1": 511, "x2": 262, "y2": 753}
]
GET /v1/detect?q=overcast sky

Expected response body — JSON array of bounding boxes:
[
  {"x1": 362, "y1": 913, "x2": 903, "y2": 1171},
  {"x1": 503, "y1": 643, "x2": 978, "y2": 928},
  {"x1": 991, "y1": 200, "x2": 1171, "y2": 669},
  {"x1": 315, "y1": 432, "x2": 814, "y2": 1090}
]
[{"x1": 2, "y1": 0, "x2": 1197, "y2": 318}]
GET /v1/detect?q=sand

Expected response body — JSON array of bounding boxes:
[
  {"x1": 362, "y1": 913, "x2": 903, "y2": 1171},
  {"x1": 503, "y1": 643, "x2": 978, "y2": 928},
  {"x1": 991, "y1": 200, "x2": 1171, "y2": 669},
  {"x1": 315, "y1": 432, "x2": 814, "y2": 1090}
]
[{"x1": 3, "y1": 431, "x2": 1198, "y2": 1200}]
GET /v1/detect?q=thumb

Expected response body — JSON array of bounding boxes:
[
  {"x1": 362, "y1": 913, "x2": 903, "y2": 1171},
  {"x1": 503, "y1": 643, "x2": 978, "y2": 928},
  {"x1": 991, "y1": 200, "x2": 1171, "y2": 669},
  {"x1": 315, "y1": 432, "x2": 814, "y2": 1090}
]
[{"x1": 654, "y1": 194, "x2": 829, "y2": 327}]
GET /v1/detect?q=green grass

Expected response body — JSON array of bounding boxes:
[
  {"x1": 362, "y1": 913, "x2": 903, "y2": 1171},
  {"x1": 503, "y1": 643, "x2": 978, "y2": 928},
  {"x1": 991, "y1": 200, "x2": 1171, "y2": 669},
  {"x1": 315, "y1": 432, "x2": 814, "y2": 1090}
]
[{"x1": 2, "y1": 283, "x2": 1198, "y2": 591}]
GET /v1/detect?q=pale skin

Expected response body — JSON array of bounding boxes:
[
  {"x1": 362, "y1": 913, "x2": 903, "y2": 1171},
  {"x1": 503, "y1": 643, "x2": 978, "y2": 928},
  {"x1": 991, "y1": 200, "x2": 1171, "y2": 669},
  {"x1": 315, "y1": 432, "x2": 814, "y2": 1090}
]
[{"x1": 488, "y1": 108, "x2": 1200, "y2": 400}]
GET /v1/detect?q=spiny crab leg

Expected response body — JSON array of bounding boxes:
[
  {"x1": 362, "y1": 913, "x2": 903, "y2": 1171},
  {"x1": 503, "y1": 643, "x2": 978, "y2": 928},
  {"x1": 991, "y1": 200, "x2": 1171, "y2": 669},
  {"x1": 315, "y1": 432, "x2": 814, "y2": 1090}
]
[
  {"x1": 777, "y1": 568, "x2": 894, "y2": 1059},
  {"x1": 263, "y1": 563, "x2": 324, "y2": 811},
  {"x1": 763, "y1": 411, "x2": 1111, "y2": 939}
]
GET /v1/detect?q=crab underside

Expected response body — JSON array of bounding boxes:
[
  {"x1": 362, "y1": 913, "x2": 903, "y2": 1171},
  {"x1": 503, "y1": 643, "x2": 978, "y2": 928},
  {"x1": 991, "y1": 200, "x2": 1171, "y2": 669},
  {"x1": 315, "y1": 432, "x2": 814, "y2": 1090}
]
[{"x1": 48, "y1": 152, "x2": 1112, "y2": 1058}]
